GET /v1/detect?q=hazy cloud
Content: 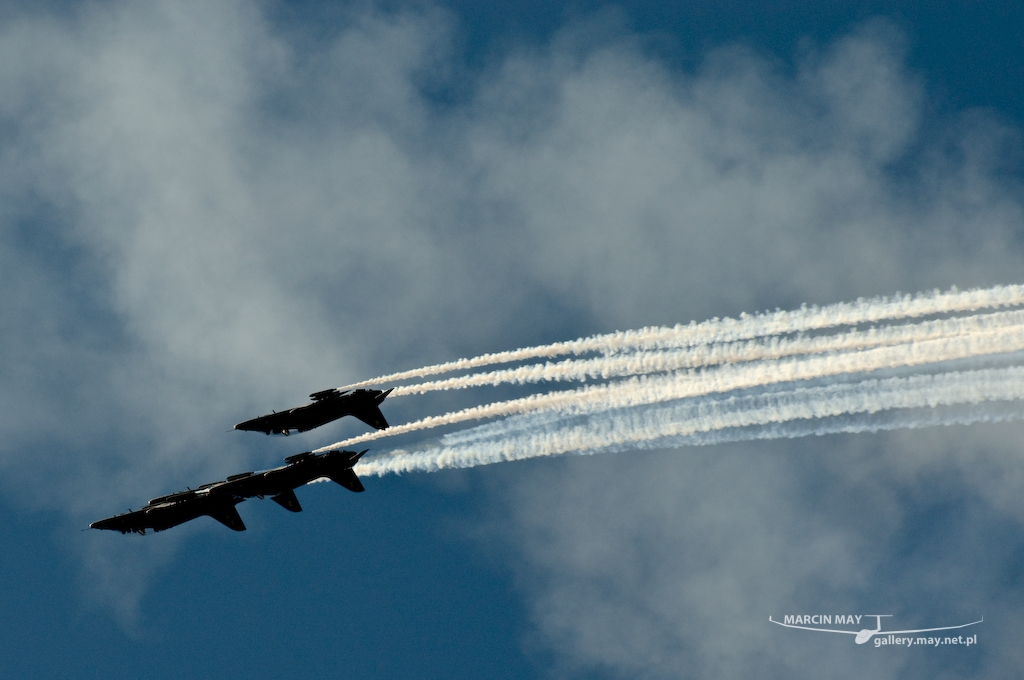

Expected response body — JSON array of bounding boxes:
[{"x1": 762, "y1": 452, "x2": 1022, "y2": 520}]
[
  {"x1": 0, "y1": 1, "x2": 1022, "y2": 670},
  {"x1": 465, "y1": 20, "x2": 1024, "y2": 680}
]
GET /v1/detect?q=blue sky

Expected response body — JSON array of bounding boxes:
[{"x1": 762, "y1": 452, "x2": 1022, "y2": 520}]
[{"x1": 1, "y1": 1, "x2": 1023, "y2": 678}]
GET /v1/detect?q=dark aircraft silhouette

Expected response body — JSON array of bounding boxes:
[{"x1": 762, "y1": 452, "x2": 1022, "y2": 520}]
[
  {"x1": 90, "y1": 449, "x2": 366, "y2": 535},
  {"x1": 234, "y1": 388, "x2": 393, "y2": 435}
]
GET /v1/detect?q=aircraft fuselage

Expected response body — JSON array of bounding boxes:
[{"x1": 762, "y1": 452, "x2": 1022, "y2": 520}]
[
  {"x1": 90, "y1": 449, "x2": 366, "y2": 534},
  {"x1": 234, "y1": 388, "x2": 393, "y2": 435}
]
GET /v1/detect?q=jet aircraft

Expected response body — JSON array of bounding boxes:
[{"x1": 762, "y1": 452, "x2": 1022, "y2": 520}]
[
  {"x1": 234, "y1": 387, "x2": 393, "y2": 435},
  {"x1": 90, "y1": 449, "x2": 366, "y2": 535}
]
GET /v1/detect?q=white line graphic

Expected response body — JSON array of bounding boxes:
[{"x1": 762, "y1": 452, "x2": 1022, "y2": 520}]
[{"x1": 769, "y1": 615, "x2": 983, "y2": 645}]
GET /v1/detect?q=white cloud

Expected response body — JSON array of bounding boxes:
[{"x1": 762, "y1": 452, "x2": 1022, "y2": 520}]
[
  {"x1": 491, "y1": 427, "x2": 1024, "y2": 678},
  {"x1": 465, "y1": 21, "x2": 1021, "y2": 328},
  {"x1": 459, "y1": 16, "x2": 1024, "y2": 680},
  {"x1": 0, "y1": 1, "x2": 1022, "y2": 668}
]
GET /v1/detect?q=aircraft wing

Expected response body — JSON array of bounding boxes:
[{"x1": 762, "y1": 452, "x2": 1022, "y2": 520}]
[
  {"x1": 270, "y1": 489, "x2": 303, "y2": 512},
  {"x1": 329, "y1": 468, "x2": 365, "y2": 493},
  {"x1": 207, "y1": 504, "x2": 247, "y2": 531}
]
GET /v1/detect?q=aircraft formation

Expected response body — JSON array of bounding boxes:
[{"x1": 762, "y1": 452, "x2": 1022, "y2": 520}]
[{"x1": 90, "y1": 387, "x2": 394, "y2": 535}]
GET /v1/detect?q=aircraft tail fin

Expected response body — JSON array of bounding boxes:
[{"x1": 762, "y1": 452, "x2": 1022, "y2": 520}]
[
  {"x1": 329, "y1": 468, "x2": 365, "y2": 493},
  {"x1": 271, "y1": 489, "x2": 303, "y2": 512},
  {"x1": 349, "y1": 388, "x2": 392, "y2": 430},
  {"x1": 208, "y1": 505, "x2": 247, "y2": 531},
  {"x1": 352, "y1": 404, "x2": 389, "y2": 430}
]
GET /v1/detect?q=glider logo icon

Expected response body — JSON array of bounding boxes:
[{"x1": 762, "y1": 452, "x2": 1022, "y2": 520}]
[{"x1": 769, "y1": 614, "x2": 982, "y2": 647}]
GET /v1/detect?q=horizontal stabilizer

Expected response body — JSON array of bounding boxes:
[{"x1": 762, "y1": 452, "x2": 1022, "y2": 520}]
[
  {"x1": 208, "y1": 505, "x2": 247, "y2": 531},
  {"x1": 330, "y1": 468, "x2": 365, "y2": 493},
  {"x1": 352, "y1": 405, "x2": 389, "y2": 431},
  {"x1": 271, "y1": 489, "x2": 303, "y2": 512}
]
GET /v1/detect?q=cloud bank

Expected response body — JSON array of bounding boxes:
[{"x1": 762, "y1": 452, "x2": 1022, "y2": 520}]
[{"x1": 0, "y1": 1, "x2": 1022, "y2": 675}]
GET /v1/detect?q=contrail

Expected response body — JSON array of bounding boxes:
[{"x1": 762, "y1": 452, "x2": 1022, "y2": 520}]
[
  {"x1": 340, "y1": 285, "x2": 1024, "y2": 390},
  {"x1": 317, "y1": 285, "x2": 1024, "y2": 477},
  {"x1": 354, "y1": 366, "x2": 1024, "y2": 475},
  {"x1": 388, "y1": 309, "x2": 1024, "y2": 397},
  {"x1": 321, "y1": 320, "x2": 1024, "y2": 451}
]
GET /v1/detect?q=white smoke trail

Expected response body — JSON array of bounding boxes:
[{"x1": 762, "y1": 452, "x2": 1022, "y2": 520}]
[
  {"x1": 341, "y1": 284, "x2": 1024, "y2": 390},
  {"x1": 317, "y1": 285, "x2": 1024, "y2": 478},
  {"x1": 321, "y1": 321, "x2": 1024, "y2": 452},
  {"x1": 354, "y1": 366, "x2": 1024, "y2": 475},
  {"x1": 388, "y1": 309, "x2": 1024, "y2": 397}
]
